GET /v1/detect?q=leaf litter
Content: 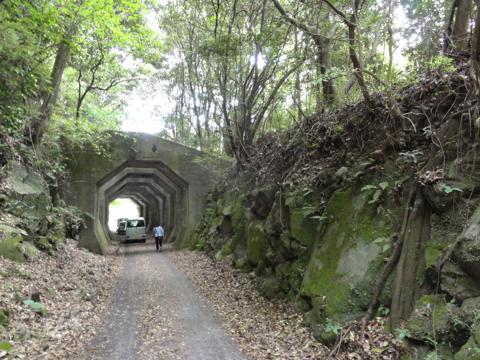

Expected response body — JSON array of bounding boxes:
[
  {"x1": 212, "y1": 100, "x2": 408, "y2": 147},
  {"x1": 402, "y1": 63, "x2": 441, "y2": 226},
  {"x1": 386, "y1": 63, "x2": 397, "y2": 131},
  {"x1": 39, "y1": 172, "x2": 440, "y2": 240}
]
[{"x1": 0, "y1": 239, "x2": 121, "y2": 359}]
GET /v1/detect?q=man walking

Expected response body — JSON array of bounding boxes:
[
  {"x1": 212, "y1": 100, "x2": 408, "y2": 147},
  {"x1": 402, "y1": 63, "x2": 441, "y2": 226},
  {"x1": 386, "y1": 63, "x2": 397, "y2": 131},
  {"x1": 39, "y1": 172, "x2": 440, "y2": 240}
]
[{"x1": 153, "y1": 224, "x2": 165, "y2": 252}]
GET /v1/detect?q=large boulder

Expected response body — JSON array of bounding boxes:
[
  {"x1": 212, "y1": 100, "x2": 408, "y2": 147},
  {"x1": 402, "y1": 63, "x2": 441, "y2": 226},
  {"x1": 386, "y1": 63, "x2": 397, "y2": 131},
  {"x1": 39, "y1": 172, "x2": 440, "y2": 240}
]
[
  {"x1": 406, "y1": 294, "x2": 470, "y2": 350},
  {"x1": 4, "y1": 162, "x2": 51, "y2": 227},
  {"x1": 246, "y1": 221, "x2": 268, "y2": 265},
  {"x1": 453, "y1": 205, "x2": 480, "y2": 282},
  {"x1": 264, "y1": 190, "x2": 288, "y2": 237},
  {"x1": 440, "y1": 262, "x2": 480, "y2": 301},
  {"x1": 455, "y1": 322, "x2": 480, "y2": 359},
  {"x1": 300, "y1": 189, "x2": 390, "y2": 319},
  {"x1": 0, "y1": 224, "x2": 37, "y2": 262},
  {"x1": 247, "y1": 187, "x2": 277, "y2": 220}
]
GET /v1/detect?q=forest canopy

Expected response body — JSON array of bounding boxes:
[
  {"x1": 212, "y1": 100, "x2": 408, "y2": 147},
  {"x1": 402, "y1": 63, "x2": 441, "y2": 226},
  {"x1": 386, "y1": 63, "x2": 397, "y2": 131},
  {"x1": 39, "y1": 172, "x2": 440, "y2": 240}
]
[{"x1": 1, "y1": 0, "x2": 479, "y2": 164}]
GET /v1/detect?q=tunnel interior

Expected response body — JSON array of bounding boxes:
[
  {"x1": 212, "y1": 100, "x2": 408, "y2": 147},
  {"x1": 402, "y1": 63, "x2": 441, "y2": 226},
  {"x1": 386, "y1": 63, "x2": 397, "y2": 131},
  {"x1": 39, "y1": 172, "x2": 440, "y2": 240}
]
[
  {"x1": 107, "y1": 197, "x2": 142, "y2": 232},
  {"x1": 95, "y1": 160, "x2": 189, "y2": 243}
]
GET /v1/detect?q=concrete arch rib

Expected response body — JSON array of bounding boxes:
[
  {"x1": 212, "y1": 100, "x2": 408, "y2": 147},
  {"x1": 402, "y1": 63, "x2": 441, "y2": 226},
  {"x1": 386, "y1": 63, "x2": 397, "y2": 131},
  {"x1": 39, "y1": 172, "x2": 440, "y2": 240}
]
[
  {"x1": 103, "y1": 174, "x2": 173, "y2": 224},
  {"x1": 94, "y1": 160, "x2": 189, "y2": 249},
  {"x1": 104, "y1": 178, "x2": 171, "y2": 237},
  {"x1": 98, "y1": 168, "x2": 182, "y2": 226},
  {"x1": 112, "y1": 186, "x2": 163, "y2": 232},
  {"x1": 107, "y1": 184, "x2": 165, "y2": 235}
]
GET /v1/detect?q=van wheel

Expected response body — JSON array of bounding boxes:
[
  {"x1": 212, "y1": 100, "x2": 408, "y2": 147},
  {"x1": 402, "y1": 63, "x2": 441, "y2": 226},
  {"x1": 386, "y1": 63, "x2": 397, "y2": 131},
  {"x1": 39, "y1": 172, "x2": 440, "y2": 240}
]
[{"x1": 141, "y1": 239, "x2": 147, "y2": 243}]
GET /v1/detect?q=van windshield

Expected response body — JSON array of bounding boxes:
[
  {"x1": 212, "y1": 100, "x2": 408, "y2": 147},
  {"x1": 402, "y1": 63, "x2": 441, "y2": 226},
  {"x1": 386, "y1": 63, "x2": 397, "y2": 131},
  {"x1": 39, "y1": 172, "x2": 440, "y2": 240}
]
[{"x1": 127, "y1": 220, "x2": 145, "y2": 228}]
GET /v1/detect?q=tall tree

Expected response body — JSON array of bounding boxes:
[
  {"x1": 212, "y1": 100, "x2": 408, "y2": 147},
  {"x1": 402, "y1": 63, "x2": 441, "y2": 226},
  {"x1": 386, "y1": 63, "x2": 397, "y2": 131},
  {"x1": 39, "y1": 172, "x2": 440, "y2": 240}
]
[
  {"x1": 451, "y1": 0, "x2": 473, "y2": 51},
  {"x1": 471, "y1": 1, "x2": 480, "y2": 90}
]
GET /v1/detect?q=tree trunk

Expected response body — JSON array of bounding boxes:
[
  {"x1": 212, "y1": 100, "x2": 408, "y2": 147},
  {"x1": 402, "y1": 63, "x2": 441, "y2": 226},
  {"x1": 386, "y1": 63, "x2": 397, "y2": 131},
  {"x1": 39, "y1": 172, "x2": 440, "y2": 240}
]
[
  {"x1": 386, "y1": 0, "x2": 394, "y2": 82},
  {"x1": 471, "y1": 0, "x2": 480, "y2": 91},
  {"x1": 294, "y1": 29, "x2": 303, "y2": 120},
  {"x1": 315, "y1": 39, "x2": 323, "y2": 113},
  {"x1": 348, "y1": 17, "x2": 371, "y2": 106},
  {"x1": 452, "y1": 0, "x2": 473, "y2": 51},
  {"x1": 31, "y1": 40, "x2": 70, "y2": 145},
  {"x1": 388, "y1": 186, "x2": 431, "y2": 330},
  {"x1": 321, "y1": 37, "x2": 336, "y2": 106}
]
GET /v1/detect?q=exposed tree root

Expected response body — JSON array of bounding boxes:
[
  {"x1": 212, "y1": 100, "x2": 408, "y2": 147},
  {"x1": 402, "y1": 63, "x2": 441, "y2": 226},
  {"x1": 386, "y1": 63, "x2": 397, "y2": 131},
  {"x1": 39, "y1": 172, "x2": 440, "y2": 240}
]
[{"x1": 388, "y1": 186, "x2": 431, "y2": 331}]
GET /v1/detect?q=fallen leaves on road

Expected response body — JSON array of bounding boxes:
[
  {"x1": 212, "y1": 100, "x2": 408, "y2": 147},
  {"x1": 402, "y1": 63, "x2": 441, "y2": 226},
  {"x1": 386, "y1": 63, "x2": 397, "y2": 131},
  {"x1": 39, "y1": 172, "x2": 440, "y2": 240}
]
[
  {"x1": 168, "y1": 250, "x2": 328, "y2": 360},
  {"x1": 0, "y1": 239, "x2": 121, "y2": 359}
]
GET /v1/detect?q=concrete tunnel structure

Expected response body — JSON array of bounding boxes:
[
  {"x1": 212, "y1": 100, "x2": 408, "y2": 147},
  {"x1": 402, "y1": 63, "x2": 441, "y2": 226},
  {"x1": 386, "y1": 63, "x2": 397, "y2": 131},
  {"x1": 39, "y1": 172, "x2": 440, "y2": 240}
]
[{"x1": 63, "y1": 132, "x2": 224, "y2": 254}]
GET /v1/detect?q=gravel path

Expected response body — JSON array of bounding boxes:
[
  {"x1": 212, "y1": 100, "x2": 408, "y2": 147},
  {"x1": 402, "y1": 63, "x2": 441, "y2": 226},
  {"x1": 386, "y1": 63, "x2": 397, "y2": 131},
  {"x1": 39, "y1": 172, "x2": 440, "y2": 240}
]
[
  {"x1": 86, "y1": 241, "x2": 246, "y2": 360},
  {"x1": 168, "y1": 250, "x2": 327, "y2": 360}
]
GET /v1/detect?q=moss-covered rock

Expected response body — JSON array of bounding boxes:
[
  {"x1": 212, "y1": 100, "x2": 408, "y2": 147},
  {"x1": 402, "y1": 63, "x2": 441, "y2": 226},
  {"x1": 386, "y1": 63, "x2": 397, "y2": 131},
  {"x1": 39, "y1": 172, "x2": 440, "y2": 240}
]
[
  {"x1": 257, "y1": 275, "x2": 284, "y2": 299},
  {"x1": 455, "y1": 322, "x2": 480, "y2": 359},
  {"x1": 289, "y1": 207, "x2": 322, "y2": 247},
  {"x1": 406, "y1": 294, "x2": 470, "y2": 350},
  {"x1": 440, "y1": 262, "x2": 480, "y2": 301},
  {"x1": 34, "y1": 236, "x2": 53, "y2": 253},
  {"x1": 454, "y1": 205, "x2": 480, "y2": 282},
  {"x1": 247, "y1": 186, "x2": 277, "y2": 220},
  {"x1": 300, "y1": 189, "x2": 389, "y2": 318},
  {"x1": 233, "y1": 256, "x2": 249, "y2": 270},
  {"x1": 215, "y1": 238, "x2": 234, "y2": 261},
  {"x1": 265, "y1": 191, "x2": 287, "y2": 237},
  {"x1": 22, "y1": 241, "x2": 39, "y2": 259},
  {"x1": 4, "y1": 162, "x2": 52, "y2": 232},
  {"x1": 246, "y1": 221, "x2": 268, "y2": 265},
  {"x1": 0, "y1": 224, "x2": 26, "y2": 262},
  {"x1": 231, "y1": 195, "x2": 247, "y2": 245}
]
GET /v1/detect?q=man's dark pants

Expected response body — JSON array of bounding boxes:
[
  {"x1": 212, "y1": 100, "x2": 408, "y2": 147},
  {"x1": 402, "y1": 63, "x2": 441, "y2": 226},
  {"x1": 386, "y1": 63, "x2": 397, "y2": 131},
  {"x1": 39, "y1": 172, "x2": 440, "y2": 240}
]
[{"x1": 155, "y1": 236, "x2": 164, "y2": 251}]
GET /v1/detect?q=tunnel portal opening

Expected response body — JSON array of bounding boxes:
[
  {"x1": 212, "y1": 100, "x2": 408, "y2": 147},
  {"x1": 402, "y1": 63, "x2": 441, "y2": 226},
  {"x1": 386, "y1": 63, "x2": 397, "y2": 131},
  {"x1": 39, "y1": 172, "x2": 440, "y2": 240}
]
[
  {"x1": 95, "y1": 160, "x2": 189, "y2": 246},
  {"x1": 107, "y1": 198, "x2": 142, "y2": 232}
]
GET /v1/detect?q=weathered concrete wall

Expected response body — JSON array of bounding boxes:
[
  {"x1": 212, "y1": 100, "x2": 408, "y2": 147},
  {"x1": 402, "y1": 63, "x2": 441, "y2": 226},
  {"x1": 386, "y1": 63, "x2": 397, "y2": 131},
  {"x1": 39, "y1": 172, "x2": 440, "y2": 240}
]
[{"x1": 63, "y1": 132, "x2": 225, "y2": 253}]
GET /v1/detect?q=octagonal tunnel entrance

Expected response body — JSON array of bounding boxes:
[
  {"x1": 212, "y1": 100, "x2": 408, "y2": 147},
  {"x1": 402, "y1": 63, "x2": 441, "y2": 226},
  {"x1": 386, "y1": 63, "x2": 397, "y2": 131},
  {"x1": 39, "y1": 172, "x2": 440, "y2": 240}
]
[{"x1": 95, "y1": 160, "x2": 189, "y2": 246}]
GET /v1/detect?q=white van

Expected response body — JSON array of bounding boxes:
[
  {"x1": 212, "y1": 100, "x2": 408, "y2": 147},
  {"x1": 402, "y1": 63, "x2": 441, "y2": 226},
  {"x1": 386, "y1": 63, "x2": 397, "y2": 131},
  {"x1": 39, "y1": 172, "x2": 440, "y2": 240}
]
[{"x1": 124, "y1": 217, "x2": 147, "y2": 242}]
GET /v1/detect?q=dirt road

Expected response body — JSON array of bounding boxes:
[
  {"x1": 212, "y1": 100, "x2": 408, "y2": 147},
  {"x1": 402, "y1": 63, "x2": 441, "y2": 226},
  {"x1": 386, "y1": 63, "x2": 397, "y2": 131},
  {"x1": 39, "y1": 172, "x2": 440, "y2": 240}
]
[{"x1": 86, "y1": 242, "x2": 246, "y2": 360}]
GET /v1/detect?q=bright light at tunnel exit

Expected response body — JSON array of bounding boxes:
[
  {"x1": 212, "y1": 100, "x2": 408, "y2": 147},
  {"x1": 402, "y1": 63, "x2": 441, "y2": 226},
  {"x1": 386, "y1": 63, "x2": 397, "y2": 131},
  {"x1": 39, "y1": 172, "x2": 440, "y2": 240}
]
[{"x1": 108, "y1": 198, "x2": 141, "y2": 231}]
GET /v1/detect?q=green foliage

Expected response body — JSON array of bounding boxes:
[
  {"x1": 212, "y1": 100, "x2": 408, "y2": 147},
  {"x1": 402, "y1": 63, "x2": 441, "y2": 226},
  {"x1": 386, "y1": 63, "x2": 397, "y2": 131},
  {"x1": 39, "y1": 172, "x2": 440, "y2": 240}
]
[
  {"x1": 373, "y1": 236, "x2": 391, "y2": 253},
  {"x1": 427, "y1": 55, "x2": 456, "y2": 72},
  {"x1": 324, "y1": 318, "x2": 342, "y2": 336},
  {"x1": 0, "y1": 309, "x2": 9, "y2": 327},
  {"x1": 361, "y1": 181, "x2": 389, "y2": 205},
  {"x1": 395, "y1": 327, "x2": 411, "y2": 340},
  {"x1": 0, "y1": 342, "x2": 13, "y2": 353},
  {"x1": 378, "y1": 305, "x2": 390, "y2": 317},
  {"x1": 398, "y1": 150, "x2": 424, "y2": 165},
  {"x1": 437, "y1": 183, "x2": 463, "y2": 194},
  {"x1": 23, "y1": 299, "x2": 48, "y2": 317}
]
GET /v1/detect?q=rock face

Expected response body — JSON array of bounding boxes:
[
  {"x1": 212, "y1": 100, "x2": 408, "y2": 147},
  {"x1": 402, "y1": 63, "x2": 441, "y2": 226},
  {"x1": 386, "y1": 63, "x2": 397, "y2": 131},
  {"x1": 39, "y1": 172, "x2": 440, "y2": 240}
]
[
  {"x1": 3, "y1": 162, "x2": 52, "y2": 232},
  {"x1": 300, "y1": 190, "x2": 388, "y2": 321},
  {"x1": 454, "y1": 206, "x2": 480, "y2": 282},
  {"x1": 455, "y1": 321, "x2": 480, "y2": 359},
  {"x1": 406, "y1": 295, "x2": 470, "y2": 349},
  {"x1": 0, "y1": 161, "x2": 72, "y2": 262},
  {"x1": 0, "y1": 224, "x2": 37, "y2": 262},
  {"x1": 192, "y1": 175, "x2": 480, "y2": 356},
  {"x1": 192, "y1": 183, "x2": 395, "y2": 341}
]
